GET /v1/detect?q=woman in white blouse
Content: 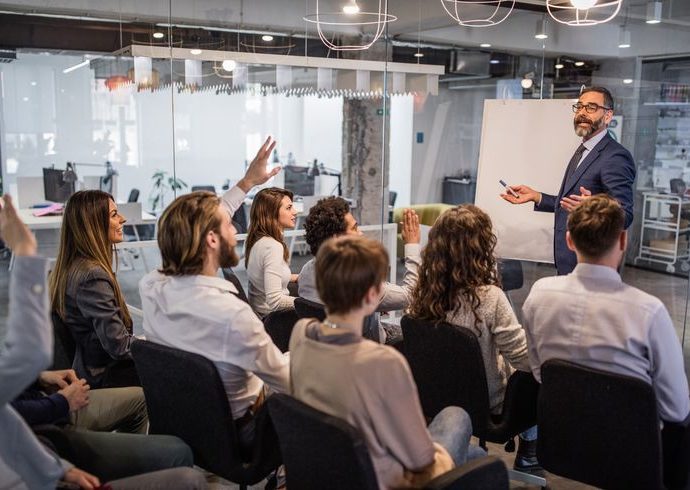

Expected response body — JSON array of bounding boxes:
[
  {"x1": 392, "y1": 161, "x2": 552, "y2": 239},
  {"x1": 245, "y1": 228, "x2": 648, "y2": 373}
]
[{"x1": 245, "y1": 187, "x2": 298, "y2": 317}]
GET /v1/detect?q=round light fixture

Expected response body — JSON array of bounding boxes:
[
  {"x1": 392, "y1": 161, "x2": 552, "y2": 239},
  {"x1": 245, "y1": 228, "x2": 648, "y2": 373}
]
[
  {"x1": 222, "y1": 60, "x2": 237, "y2": 72},
  {"x1": 480, "y1": 43, "x2": 492, "y2": 48},
  {"x1": 342, "y1": 0, "x2": 360, "y2": 14},
  {"x1": 521, "y1": 78, "x2": 534, "y2": 89},
  {"x1": 413, "y1": 52, "x2": 424, "y2": 58},
  {"x1": 646, "y1": 1, "x2": 662, "y2": 24},
  {"x1": 535, "y1": 18, "x2": 548, "y2": 39},
  {"x1": 623, "y1": 78, "x2": 633, "y2": 84},
  {"x1": 490, "y1": 59, "x2": 500, "y2": 65},
  {"x1": 555, "y1": 63, "x2": 564, "y2": 69},
  {"x1": 190, "y1": 48, "x2": 202, "y2": 55},
  {"x1": 570, "y1": 0, "x2": 597, "y2": 9},
  {"x1": 574, "y1": 61, "x2": 585, "y2": 67},
  {"x1": 153, "y1": 32, "x2": 165, "y2": 39},
  {"x1": 262, "y1": 35, "x2": 274, "y2": 42},
  {"x1": 30, "y1": 81, "x2": 37, "y2": 86}
]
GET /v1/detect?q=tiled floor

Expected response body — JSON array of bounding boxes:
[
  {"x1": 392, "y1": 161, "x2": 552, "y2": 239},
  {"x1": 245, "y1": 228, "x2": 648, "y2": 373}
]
[{"x1": 0, "y1": 251, "x2": 686, "y2": 488}]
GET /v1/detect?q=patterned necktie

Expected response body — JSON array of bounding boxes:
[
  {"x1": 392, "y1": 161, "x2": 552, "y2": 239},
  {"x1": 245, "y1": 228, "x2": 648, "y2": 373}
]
[{"x1": 564, "y1": 144, "x2": 587, "y2": 183}]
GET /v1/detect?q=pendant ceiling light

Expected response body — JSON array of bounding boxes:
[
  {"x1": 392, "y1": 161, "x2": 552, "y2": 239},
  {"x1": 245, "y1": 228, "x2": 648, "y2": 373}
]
[
  {"x1": 440, "y1": 0, "x2": 515, "y2": 27},
  {"x1": 547, "y1": 0, "x2": 622, "y2": 26},
  {"x1": 303, "y1": 0, "x2": 396, "y2": 51}
]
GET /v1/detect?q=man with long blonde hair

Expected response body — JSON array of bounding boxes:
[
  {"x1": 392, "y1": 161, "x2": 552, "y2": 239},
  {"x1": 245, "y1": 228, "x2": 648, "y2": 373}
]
[{"x1": 140, "y1": 137, "x2": 289, "y2": 452}]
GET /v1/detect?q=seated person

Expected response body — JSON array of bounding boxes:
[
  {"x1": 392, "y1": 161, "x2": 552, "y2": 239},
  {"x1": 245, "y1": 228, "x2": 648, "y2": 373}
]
[
  {"x1": 298, "y1": 196, "x2": 421, "y2": 342},
  {"x1": 0, "y1": 195, "x2": 205, "y2": 490},
  {"x1": 140, "y1": 138, "x2": 289, "y2": 451},
  {"x1": 13, "y1": 369, "x2": 147, "y2": 434},
  {"x1": 245, "y1": 187, "x2": 298, "y2": 318},
  {"x1": 523, "y1": 194, "x2": 690, "y2": 425},
  {"x1": 407, "y1": 205, "x2": 537, "y2": 472},
  {"x1": 289, "y1": 235, "x2": 486, "y2": 489},
  {"x1": 49, "y1": 190, "x2": 139, "y2": 388}
]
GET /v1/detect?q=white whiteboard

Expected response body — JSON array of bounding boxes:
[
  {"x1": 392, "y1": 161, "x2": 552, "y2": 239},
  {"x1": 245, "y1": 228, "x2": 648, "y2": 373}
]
[{"x1": 475, "y1": 99, "x2": 580, "y2": 263}]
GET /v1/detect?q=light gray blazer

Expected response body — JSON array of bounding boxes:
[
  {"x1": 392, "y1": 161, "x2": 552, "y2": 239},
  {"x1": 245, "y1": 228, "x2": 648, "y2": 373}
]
[{"x1": 0, "y1": 256, "x2": 72, "y2": 490}]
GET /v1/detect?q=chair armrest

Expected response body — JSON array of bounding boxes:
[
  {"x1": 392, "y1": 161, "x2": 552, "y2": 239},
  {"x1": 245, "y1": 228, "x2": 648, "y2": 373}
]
[{"x1": 424, "y1": 456, "x2": 508, "y2": 489}]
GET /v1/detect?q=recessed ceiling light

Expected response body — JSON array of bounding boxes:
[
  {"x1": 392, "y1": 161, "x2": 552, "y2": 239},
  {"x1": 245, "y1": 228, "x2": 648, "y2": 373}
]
[
  {"x1": 222, "y1": 60, "x2": 237, "y2": 71},
  {"x1": 618, "y1": 29, "x2": 631, "y2": 48},
  {"x1": 480, "y1": 43, "x2": 492, "y2": 48},
  {"x1": 413, "y1": 52, "x2": 424, "y2": 58},
  {"x1": 190, "y1": 48, "x2": 202, "y2": 55},
  {"x1": 574, "y1": 61, "x2": 585, "y2": 67},
  {"x1": 342, "y1": 1, "x2": 360, "y2": 14},
  {"x1": 153, "y1": 32, "x2": 164, "y2": 39},
  {"x1": 535, "y1": 18, "x2": 548, "y2": 40},
  {"x1": 30, "y1": 81, "x2": 37, "y2": 86},
  {"x1": 555, "y1": 63, "x2": 564, "y2": 69},
  {"x1": 623, "y1": 78, "x2": 633, "y2": 84},
  {"x1": 490, "y1": 59, "x2": 500, "y2": 65},
  {"x1": 646, "y1": 1, "x2": 662, "y2": 24},
  {"x1": 521, "y1": 78, "x2": 534, "y2": 89},
  {"x1": 262, "y1": 35, "x2": 274, "y2": 42},
  {"x1": 22, "y1": 97, "x2": 29, "y2": 102}
]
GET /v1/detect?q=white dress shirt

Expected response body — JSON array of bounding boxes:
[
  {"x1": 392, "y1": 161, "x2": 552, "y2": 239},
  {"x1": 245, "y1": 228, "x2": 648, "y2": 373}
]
[
  {"x1": 522, "y1": 263, "x2": 690, "y2": 423},
  {"x1": 139, "y1": 185, "x2": 290, "y2": 420}
]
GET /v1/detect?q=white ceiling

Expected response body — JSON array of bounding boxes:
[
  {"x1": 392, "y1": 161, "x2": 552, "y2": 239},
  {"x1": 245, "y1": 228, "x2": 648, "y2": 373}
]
[{"x1": 0, "y1": 0, "x2": 689, "y2": 59}]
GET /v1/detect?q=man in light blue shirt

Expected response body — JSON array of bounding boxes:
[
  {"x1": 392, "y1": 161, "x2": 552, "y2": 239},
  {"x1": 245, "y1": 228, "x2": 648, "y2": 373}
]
[{"x1": 523, "y1": 194, "x2": 689, "y2": 423}]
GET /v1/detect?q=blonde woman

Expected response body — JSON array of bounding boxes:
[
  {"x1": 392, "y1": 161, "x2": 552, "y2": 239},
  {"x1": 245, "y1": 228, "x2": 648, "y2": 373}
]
[
  {"x1": 245, "y1": 187, "x2": 298, "y2": 318},
  {"x1": 50, "y1": 190, "x2": 138, "y2": 388}
]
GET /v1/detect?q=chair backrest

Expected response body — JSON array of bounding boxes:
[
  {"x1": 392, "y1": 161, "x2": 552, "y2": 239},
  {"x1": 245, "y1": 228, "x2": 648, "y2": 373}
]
[
  {"x1": 670, "y1": 178, "x2": 686, "y2": 196},
  {"x1": 388, "y1": 190, "x2": 397, "y2": 207},
  {"x1": 538, "y1": 359, "x2": 663, "y2": 490},
  {"x1": 424, "y1": 456, "x2": 509, "y2": 490},
  {"x1": 401, "y1": 316, "x2": 490, "y2": 438},
  {"x1": 294, "y1": 297, "x2": 326, "y2": 321},
  {"x1": 498, "y1": 259, "x2": 523, "y2": 292},
  {"x1": 232, "y1": 206, "x2": 248, "y2": 234},
  {"x1": 221, "y1": 268, "x2": 249, "y2": 304},
  {"x1": 191, "y1": 185, "x2": 216, "y2": 193},
  {"x1": 51, "y1": 312, "x2": 76, "y2": 370},
  {"x1": 131, "y1": 340, "x2": 278, "y2": 484},
  {"x1": 263, "y1": 308, "x2": 299, "y2": 353},
  {"x1": 127, "y1": 188, "x2": 140, "y2": 203},
  {"x1": 268, "y1": 393, "x2": 379, "y2": 490}
]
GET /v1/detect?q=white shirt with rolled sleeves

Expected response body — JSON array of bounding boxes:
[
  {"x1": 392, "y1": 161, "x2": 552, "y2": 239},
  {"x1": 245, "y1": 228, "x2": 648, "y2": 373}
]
[
  {"x1": 139, "y1": 186, "x2": 290, "y2": 420},
  {"x1": 522, "y1": 263, "x2": 690, "y2": 423}
]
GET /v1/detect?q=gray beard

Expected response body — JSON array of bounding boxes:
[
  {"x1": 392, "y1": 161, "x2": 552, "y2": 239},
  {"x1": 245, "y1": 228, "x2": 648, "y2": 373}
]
[{"x1": 574, "y1": 118, "x2": 604, "y2": 138}]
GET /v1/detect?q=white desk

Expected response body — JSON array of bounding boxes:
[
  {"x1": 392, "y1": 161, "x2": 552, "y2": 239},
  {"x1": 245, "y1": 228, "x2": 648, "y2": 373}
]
[{"x1": 18, "y1": 208, "x2": 157, "y2": 231}]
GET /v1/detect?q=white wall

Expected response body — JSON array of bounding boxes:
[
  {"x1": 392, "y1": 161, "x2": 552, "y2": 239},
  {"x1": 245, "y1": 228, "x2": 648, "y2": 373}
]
[{"x1": 389, "y1": 95, "x2": 413, "y2": 207}]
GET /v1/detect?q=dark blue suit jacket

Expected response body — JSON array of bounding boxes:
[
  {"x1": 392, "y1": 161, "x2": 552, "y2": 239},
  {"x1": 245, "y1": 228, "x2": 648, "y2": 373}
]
[{"x1": 535, "y1": 132, "x2": 636, "y2": 275}]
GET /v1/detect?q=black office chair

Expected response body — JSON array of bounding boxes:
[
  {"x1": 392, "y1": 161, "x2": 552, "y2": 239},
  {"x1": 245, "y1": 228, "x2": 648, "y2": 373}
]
[
  {"x1": 127, "y1": 188, "x2": 140, "y2": 203},
  {"x1": 268, "y1": 393, "x2": 509, "y2": 490},
  {"x1": 221, "y1": 268, "x2": 249, "y2": 304},
  {"x1": 498, "y1": 259, "x2": 523, "y2": 292},
  {"x1": 401, "y1": 316, "x2": 538, "y2": 449},
  {"x1": 191, "y1": 185, "x2": 216, "y2": 193},
  {"x1": 51, "y1": 312, "x2": 76, "y2": 371},
  {"x1": 262, "y1": 308, "x2": 299, "y2": 353},
  {"x1": 294, "y1": 297, "x2": 327, "y2": 321},
  {"x1": 131, "y1": 340, "x2": 280, "y2": 489},
  {"x1": 538, "y1": 359, "x2": 689, "y2": 490},
  {"x1": 232, "y1": 206, "x2": 248, "y2": 234}
]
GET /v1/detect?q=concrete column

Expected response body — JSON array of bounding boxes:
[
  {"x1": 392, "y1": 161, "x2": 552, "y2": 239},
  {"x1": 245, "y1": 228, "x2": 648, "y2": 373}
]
[{"x1": 342, "y1": 97, "x2": 389, "y2": 225}]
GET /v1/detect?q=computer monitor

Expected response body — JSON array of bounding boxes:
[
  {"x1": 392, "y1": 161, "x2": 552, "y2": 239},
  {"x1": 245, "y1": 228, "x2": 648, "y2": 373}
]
[{"x1": 43, "y1": 167, "x2": 75, "y2": 203}]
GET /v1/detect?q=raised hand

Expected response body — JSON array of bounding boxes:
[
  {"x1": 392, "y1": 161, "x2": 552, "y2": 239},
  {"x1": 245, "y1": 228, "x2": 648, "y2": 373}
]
[
  {"x1": 560, "y1": 186, "x2": 592, "y2": 212},
  {"x1": 238, "y1": 136, "x2": 280, "y2": 192},
  {"x1": 401, "y1": 209, "x2": 421, "y2": 245},
  {"x1": 0, "y1": 195, "x2": 36, "y2": 256}
]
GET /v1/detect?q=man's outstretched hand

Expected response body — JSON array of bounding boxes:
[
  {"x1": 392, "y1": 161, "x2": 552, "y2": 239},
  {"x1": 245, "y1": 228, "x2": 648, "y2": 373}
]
[
  {"x1": 560, "y1": 186, "x2": 592, "y2": 212},
  {"x1": 500, "y1": 184, "x2": 541, "y2": 205},
  {"x1": 238, "y1": 137, "x2": 279, "y2": 193}
]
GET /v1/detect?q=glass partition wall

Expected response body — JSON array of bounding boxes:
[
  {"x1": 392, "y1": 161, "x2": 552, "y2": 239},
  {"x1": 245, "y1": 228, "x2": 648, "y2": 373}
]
[{"x1": 1, "y1": 1, "x2": 690, "y2": 371}]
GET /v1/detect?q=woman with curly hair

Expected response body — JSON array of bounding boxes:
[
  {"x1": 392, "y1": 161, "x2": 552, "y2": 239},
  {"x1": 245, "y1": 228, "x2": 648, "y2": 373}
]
[
  {"x1": 408, "y1": 205, "x2": 538, "y2": 473},
  {"x1": 245, "y1": 187, "x2": 298, "y2": 318}
]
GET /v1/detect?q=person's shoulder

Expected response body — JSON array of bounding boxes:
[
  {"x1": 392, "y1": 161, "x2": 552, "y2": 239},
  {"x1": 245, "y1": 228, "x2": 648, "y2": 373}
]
[
  {"x1": 620, "y1": 282, "x2": 666, "y2": 312},
  {"x1": 603, "y1": 133, "x2": 633, "y2": 158},
  {"x1": 257, "y1": 236, "x2": 283, "y2": 253}
]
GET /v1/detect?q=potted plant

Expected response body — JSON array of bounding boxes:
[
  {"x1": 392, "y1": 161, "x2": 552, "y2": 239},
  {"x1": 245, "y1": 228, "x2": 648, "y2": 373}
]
[{"x1": 149, "y1": 170, "x2": 188, "y2": 215}]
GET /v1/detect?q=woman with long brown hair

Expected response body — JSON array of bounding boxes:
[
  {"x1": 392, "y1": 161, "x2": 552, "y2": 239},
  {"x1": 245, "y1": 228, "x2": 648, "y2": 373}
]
[
  {"x1": 49, "y1": 190, "x2": 139, "y2": 388},
  {"x1": 245, "y1": 187, "x2": 298, "y2": 318},
  {"x1": 408, "y1": 205, "x2": 539, "y2": 473}
]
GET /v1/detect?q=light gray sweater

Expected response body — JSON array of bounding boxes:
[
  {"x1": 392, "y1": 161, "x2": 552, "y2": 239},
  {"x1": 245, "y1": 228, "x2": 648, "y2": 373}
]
[
  {"x1": 445, "y1": 285, "x2": 530, "y2": 413},
  {"x1": 0, "y1": 256, "x2": 72, "y2": 490}
]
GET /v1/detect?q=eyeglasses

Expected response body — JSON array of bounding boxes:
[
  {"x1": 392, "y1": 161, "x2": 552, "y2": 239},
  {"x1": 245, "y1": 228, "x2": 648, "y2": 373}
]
[{"x1": 572, "y1": 102, "x2": 612, "y2": 114}]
